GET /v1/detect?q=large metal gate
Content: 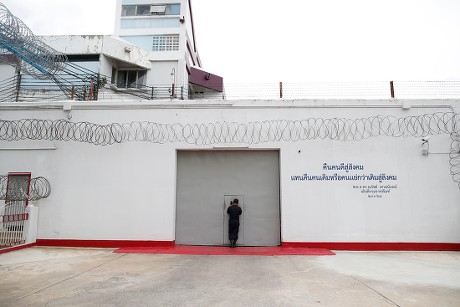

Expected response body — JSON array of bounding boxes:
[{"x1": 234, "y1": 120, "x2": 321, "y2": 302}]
[{"x1": 176, "y1": 150, "x2": 280, "y2": 246}]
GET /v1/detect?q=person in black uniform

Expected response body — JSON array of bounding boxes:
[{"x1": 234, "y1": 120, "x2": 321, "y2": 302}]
[{"x1": 227, "y1": 198, "x2": 242, "y2": 248}]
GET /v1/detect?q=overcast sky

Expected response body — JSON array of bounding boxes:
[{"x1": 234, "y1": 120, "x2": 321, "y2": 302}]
[{"x1": 2, "y1": 0, "x2": 459, "y2": 83}]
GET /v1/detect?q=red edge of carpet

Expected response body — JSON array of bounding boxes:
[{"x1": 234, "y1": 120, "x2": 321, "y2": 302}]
[
  {"x1": 113, "y1": 246, "x2": 336, "y2": 256},
  {"x1": 29, "y1": 240, "x2": 460, "y2": 255}
]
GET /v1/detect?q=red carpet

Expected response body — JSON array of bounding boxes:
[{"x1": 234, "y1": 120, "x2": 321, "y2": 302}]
[{"x1": 114, "y1": 245, "x2": 335, "y2": 256}]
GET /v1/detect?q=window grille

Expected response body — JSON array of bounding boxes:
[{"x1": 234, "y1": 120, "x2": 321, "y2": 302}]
[{"x1": 152, "y1": 35, "x2": 179, "y2": 51}]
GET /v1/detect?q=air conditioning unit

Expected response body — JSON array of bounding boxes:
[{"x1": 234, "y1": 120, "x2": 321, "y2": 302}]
[{"x1": 150, "y1": 5, "x2": 166, "y2": 14}]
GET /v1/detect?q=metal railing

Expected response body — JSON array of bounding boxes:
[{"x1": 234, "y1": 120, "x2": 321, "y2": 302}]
[
  {"x1": 0, "y1": 73, "x2": 100, "y2": 102},
  {"x1": 0, "y1": 75, "x2": 185, "y2": 102},
  {"x1": 107, "y1": 83, "x2": 187, "y2": 100}
]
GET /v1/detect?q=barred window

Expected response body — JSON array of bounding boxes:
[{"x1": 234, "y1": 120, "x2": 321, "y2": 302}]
[
  {"x1": 152, "y1": 35, "x2": 179, "y2": 51},
  {"x1": 122, "y1": 4, "x2": 180, "y2": 16}
]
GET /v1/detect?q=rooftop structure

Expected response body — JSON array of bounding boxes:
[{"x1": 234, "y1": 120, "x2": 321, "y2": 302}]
[{"x1": 0, "y1": 0, "x2": 224, "y2": 102}]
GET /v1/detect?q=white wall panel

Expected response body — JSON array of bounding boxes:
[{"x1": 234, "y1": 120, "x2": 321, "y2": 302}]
[{"x1": 1, "y1": 99, "x2": 459, "y2": 244}]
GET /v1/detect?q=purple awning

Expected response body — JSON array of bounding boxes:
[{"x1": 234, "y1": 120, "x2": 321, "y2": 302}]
[{"x1": 189, "y1": 67, "x2": 223, "y2": 92}]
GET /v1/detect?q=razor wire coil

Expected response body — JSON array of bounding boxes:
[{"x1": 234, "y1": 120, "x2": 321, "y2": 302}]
[
  {"x1": 1, "y1": 112, "x2": 460, "y2": 188},
  {"x1": 0, "y1": 176, "x2": 51, "y2": 201},
  {"x1": 0, "y1": 3, "x2": 67, "y2": 79},
  {"x1": 0, "y1": 113, "x2": 457, "y2": 145}
]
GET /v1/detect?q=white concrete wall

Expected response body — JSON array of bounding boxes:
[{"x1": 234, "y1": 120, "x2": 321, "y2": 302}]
[
  {"x1": 149, "y1": 60, "x2": 177, "y2": 86},
  {"x1": 25, "y1": 204, "x2": 39, "y2": 244},
  {"x1": 41, "y1": 36, "x2": 151, "y2": 70},
  {"x1": 41, "y1": 35, "x2": 104, "y2": 54},
  {"x1": 282, "y1": 133, "x2": 458, "y2": 243},
  {"x1": 1, "y1": 99, "x2": 459, "y2": 244},
  {"x1": 99, "y1": 55, "x2": 114, "y2": 80}
]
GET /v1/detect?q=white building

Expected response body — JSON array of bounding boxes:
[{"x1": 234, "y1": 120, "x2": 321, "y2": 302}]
[
  {"x1": 112, "y1": 0, "x2": 223, "y2": 98},
  {"x1": 0, "y1": 0, "x2": 223, "y2": 102}
]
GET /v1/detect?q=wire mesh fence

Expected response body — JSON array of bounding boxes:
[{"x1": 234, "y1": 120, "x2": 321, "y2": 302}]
[
  {"x1": 223, "y1": 81, "x2": 393, "y2": 100},
  {"x1": 393, "y1": 81, "x2": 460, "y2": 99},
  {"x1": 222, "y1": 81, "x2": 460, "y2": 100},
  {"x1": 1, "y1": 78, "x2": 460, "y2": 102}
]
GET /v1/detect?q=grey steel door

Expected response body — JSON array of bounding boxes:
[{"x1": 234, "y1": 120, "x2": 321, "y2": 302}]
[{"x1": 175, "y1": 150, "x2": 280, "y2": 246}]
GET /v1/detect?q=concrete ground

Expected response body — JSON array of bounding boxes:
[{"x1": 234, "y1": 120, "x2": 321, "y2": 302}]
[{"x1": 0, "y1": 247, "x2": 459, "y2": 307}]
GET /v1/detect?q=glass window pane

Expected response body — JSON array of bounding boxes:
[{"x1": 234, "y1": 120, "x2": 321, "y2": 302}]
[
  {"x1": 111, "y1": 67, "x2": 116, "y2": 84},
  {"x1": 166, "y1": 4, "x2": 181, "y2": 15},
  {"x1": 137, "y1": 5, "x2": 150, "y2": 15},
  {"x1": 117, "y1": 71, "x2": 127, "y2": 88},
  {"x1": 127, "y1": 71, "x2": 137, "y2": 88},
  {"x1": 122, "y1": 6, "x2": 136, "y2": 16},
  {"x1": 137, "y1": 71, "x2": 146, "y2": 88}
]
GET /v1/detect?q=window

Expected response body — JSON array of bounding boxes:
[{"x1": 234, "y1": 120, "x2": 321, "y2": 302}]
[
  {"x1": 165, "y1": 4, "x2": 180, "y2": 15},
  {"x1": 121, "y1": 4, "x2": 180, "y2": 16},
  {"x1": 150, "y1": 5, "x2": 166, "y2": 15},
  {"x1": 116, "y1": 70, "x2": 147, "y2": 88},
  {"x1": 152, "y1": 35, "x2": 179, "y2": 51},
  {"x1": 122, "y1": 6, "x2": 136, "y2": 16},
  {"x1": 137, "y1": 5, "x2": 151, "y2": 16},
  {"x1": 6, "y1": 173, "x2": 31, "y2": 205}
]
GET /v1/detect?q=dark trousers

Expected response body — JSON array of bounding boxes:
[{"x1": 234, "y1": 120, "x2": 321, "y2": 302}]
[{"x1": 228, "y1": 221, "x2": 240, "y2": 241}]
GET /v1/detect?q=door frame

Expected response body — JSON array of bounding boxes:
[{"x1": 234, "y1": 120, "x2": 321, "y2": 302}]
[{"x1": 174, "y1": 148, "x2": 282, "y2": 246}]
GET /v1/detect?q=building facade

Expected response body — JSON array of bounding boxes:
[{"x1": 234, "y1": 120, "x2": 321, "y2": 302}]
[
  {"x1": 113, "y1": 0, "x2": 223, "y2": 98},
  {"x1": 1, "y1": 99, "x2": 460, "y2": 250},
  {"x1": 1, "y1": 2, "x2": 460, "y2": 251}
]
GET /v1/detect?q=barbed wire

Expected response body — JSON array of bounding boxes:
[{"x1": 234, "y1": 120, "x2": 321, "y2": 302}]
[
  {"x1": 0, "y1": 176, "x2": 51, "y2": 201},
  {"x1": 0, "y1": 113, "x2": 457, "y2": 145},
  {"x1": 449, "y1": 132, "x2": 460, "y2": 188},
  {"x1": 1, "y1": 112, "x2": 460, "y2": 188}
]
